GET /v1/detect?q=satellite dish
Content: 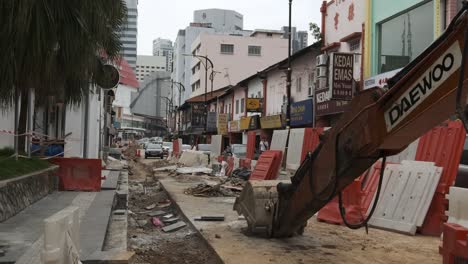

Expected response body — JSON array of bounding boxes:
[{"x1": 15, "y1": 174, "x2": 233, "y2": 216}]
[{"x1": 96, "y1": 64, "x2": 120, "y2": 89}]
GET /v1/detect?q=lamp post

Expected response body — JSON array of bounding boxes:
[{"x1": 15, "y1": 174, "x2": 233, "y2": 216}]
[
  {"x1": 171, "y1": 81, "x2": 186, "y2": 133},
  {"x1": 161, "y1": 96, "x2": 173, "y2": 134},
  {"x1": 183, "y1": 54, "x2": 214, "y2": 134}
]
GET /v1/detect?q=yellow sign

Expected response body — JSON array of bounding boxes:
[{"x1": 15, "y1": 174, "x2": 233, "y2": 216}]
[
  {"x1": 260, "y1": 115, "x2": 283, "y2": 129},
  {"x1": 240, "y1": 116, "x2": 252, "y2": 130},
  {"x1": 246, "y1": 98, "x2": 261, "y2": 112},
  {"x1": 217, "y1": 113, "x2": 228, "y2": 135},
  {"x1": 229, "y1": 120, "x2": 240, "y2": 132}
]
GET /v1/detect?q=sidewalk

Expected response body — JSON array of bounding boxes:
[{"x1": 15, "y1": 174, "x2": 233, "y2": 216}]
[
  {"x1": 160, "y1": 176, "x2": 442, "y2": 264},
  {"x1": 0, "y1": 170, "x2": 123, "y2": 263}
]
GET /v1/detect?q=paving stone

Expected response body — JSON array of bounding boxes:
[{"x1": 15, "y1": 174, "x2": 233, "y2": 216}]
[{"x1": 162, "y1": 221, "x2": 187, "y2": 232}]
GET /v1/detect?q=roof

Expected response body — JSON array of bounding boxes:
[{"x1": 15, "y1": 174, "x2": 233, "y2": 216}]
[
  {"x1": 185, "y1": 86, "x2": 231, "y2": 103},
  {"x1": 250, "y1": 29, "x2": 284, "y2": 37},
  {"x1": 321, "y1": 42, "x2": 341, "y2": 52},
  {"x1": 117, "y1": 59, "x2": 139, "y2": 88},
  {"x1": 340, "y1": 32, "x2": 362, "y2": 42}
]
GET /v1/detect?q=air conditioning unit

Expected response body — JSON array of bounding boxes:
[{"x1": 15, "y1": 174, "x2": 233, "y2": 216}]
[
  {"x1": 316, "y1": 54, "x2": 328, "y2": 67},
  {"x1": 316, "y1": 66, "x2": 327, "y2": 78},
  {"x1": 316, "y1": 77, "x2": 328, "y2": 90}
]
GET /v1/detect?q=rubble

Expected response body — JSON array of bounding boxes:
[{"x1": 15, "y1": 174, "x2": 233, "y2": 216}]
[
  {"x1": 178, "y1": 150, "x2": 209, "y2": 167},
  {"x1": 162, "y1": 221, "x2": 187, "y2": 232},
  {"x1": 184, "y1": 183, "x2": 238, "y2": 197}
]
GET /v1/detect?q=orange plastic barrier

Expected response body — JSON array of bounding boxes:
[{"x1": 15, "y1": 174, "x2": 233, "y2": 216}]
[
  {"x1": 301, "y1": 128, "x2": 323, "y2": 162},
  {"x1": 50, "y1": 158, "x2": 101, "y2": 191},
  {"x1": 173, "y1": 139, "x2": 180, "y2": 158},
  {"x1": 416, "y1": 121, "x2": 466, "y2": 235},
  {"x1": 439, "y1": 223, "x2": 468, "y2": 264},
  {"x1": 246, "y1": 131, "x2": 256, "y2": 160},
  {"x1": 250, "y1": 150, "x2": 283, "y2": 180}
]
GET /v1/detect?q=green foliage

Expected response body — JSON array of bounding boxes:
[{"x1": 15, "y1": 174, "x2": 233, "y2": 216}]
[
  {"x1": 0, "y1": 0, "x2": 127, "y2": 107},
  {"x1": 309, "y1": 22, "x2": 322, "y2": 45},
  {"x1": 0, "y1": 156, "x2": 50, "y2": 180}
]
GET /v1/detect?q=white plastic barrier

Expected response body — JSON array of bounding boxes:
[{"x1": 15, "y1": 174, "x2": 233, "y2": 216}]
[
  {"x1": 446, "y1": 186, "x2": 468, "y2": 228},
  {"x1": 369, "y1": 161, "x2": 442, "y2": 235},
  {"x1": 286, "y1": 128, "x2": 305, "y2": 170},
  {"x1": 42, "y1": 206, "x2": 81, "y2": 264}
]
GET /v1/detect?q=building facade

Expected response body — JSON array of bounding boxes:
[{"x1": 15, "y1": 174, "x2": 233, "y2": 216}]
[
  {"x1": 189, "y1": 32, "x2": 289, "y2": 98},
  {"x1": 135, "y1": 55, "x2": 167, "y2": 83},
  {"x1": 152, "y1": 38, "x2": 174, "y2": 72},
  {"x1": 120, "y1": 0, "x2": 138, "y2": 70},
  {"x1": 281, "y1": 26, "x2": 309, "y2": 53},
  {"x1": 171, "y1": 9, "x2": 252, "y2": 110}
]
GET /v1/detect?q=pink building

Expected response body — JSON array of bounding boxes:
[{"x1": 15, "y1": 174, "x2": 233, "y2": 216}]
[{"x1": 189, "y1": 32, "x2": 288, "y2": 98}]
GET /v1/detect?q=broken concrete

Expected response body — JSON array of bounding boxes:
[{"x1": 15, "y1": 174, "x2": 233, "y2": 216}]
[{"x1": 178, "y1": 150, "x2": 209, "y2": 167}]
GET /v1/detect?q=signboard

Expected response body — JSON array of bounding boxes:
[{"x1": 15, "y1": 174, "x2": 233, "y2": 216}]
[
  {"x1": 229, "y1": 120, "x2": 240, "y2": 132},
  {"x1": 191, "y1": 103, "x2": 205, "y2": 128},
  {"x1": 240, "y1": 116, "x2": 252, "y2": 130},
  {"x1": 291, "y1": 99, "x2": 314, "y2": 127},
  {"x1": 260, "y1": 115, "x2": 283, "y2": 129},
  {"x1": 217, "y1": 113, "x2": 228, "y2": 135},
  {"x1": 249, "y1": 115, "x2": 260, "y2": 130},
  {"x1": 206, "y1": 112, "x2": 217, "y2": 132},
  {"x1": 363, "y1": 68, "x2": 402, "y2": 90},
  {"x1": 331, "y1": 53, "x2": 354, "y2": 99},
  {"x1": 316, "y1": 100, "x2": 350, "y2": 117},
  {"x1": 246, "y1": 98, "x2": 262, "y2": 112}
]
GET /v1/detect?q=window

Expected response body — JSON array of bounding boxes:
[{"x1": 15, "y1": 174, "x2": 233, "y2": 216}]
[
  {"x1": 308, "y1": 72, "x2": 315, "y2": 96},
  {"x1": 296, "y1": 77, "x2": 302, "y2": 92},
  {"x1": 378, "y1": 1, "x2": 434, "y2": 73},
  {"x1": 349, "y1": 39, "x2": 360, "y2": 52},
  {"x1": 248, "y1": 46, "x2": 262, "y2": 56},
  {"x1": 235, "y1": 100, "x2": 239, "y2": 114},
  {"x1": 267, "y1": 33, "x2": 273, "y2": 37},
  {"x1": 240, "y1": 98, "x2": 245, "y2": 113},
  {"x1": 220, "y1": 44, "x2": 234, "y2": 54}
]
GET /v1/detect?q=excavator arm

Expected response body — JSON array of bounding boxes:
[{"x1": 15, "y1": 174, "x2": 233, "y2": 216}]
[{"x1": 234, "y1": 3, "x2": 468, "y2": 237}]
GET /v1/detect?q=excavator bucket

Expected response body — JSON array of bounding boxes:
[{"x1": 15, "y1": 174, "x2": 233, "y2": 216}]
[{"x1": 234, "y1": 180, "x2": 287, "y2": 236}]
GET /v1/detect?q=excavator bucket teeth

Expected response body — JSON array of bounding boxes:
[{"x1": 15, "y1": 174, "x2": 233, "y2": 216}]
[{"x1": 233, "y1": 180, "x2": 288, "y2": 236}]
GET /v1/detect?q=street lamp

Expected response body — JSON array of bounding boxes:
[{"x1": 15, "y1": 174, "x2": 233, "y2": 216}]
[
  {"x1": 183, "y1": 53, "x2": 215, "y2": 134},
  {"x1": 172, "y1": 81, "x2": 186, "y2": 132},
  {"x1": 161, "y1": 96, "x2": 173, "y2": 133}
]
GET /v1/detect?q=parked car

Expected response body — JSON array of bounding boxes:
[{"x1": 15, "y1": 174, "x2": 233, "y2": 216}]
[
  {"x1": 150, "y1": 137, "x2": 163, "y2": 143},
  {"x1": 162, "y1": 142, "x2": 173, "y2": 155},
  {"x1": 231, "y1": 144, "x2": 247, "y2": 159},
  {"x1": 145, "y1": 143, "x2": 164, "y2": 159}
]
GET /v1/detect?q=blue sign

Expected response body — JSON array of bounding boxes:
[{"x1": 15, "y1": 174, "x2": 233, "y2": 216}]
[
  {"x1": 113, "y1": 121, "x2": 121, "y2": 129},
  {"x1": 290, "y1": 99, "x2": 314, "y2": 127}
]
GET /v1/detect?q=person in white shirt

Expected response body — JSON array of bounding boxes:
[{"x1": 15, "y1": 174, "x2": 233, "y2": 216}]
[{"x1": 259, "y1": 138, "x2": 269, "y2": 153}]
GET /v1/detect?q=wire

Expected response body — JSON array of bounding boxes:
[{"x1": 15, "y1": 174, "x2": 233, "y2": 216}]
[{"x1": 338, "y1": 156, "x2": 387, "y2": 231}]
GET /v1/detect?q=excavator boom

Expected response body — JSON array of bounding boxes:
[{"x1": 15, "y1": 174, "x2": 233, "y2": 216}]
[{"x1": 234, "y1": 3, "x2": 468, "y2": 237}]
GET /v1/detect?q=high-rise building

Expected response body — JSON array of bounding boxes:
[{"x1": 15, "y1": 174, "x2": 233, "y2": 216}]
[
  {"x1": 172, "y1": 9, "x2": 251, "y2": 106},
  {"x1": 135, "y1": 55, "x2": 167, "y2": 83},
  {"x1": 152, "y1": 38, "x2": 173, "y2": 72},
  {"x1": 282, "y1": 26, "x2": 309, "y2": 53},
  {"x1": 120, "y1": 0, "x2": 138, "y2": 70}
]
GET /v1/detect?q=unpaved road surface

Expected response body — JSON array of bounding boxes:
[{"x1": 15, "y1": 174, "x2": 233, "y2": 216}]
[{"x1": 127, "y1": 159, "x2": 221, "y2": 264}]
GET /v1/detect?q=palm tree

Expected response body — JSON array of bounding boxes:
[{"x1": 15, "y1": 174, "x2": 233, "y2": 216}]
[{"x1": 0, "y1": 0, "x2": 127, "y2": 153}]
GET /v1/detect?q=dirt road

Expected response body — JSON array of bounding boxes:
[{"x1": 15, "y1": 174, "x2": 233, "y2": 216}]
[{"x1": 127, "y1": 159, "x2": 221, "y2": 264}]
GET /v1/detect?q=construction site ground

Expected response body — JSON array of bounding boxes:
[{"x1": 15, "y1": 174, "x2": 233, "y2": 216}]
[{"x1": 132, "y1": 158, "x2": 442, "y2": 264}]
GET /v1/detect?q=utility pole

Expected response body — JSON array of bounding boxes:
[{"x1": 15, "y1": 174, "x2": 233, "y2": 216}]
[{"x1": 286, "y1": 0, "x2": 293, "y2": 129}]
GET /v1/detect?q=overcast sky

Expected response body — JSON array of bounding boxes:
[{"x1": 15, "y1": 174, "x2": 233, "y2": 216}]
[{"x1": 137, "y1": 0, "x2": 323, "y2": 55}]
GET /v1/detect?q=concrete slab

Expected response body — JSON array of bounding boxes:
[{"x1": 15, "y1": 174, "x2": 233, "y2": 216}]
[
  {"x1": 160, "y1": 178, "x2": 441, "y2": 264},
  {"x1": 101, "y1": 170, "x2": 121, "y2": 190},
  {"x1": 80, "y1": 190, "x2": 116, "y2": 261},
  {"x1": 0, "y1": 192, "x2": 79, "y2": 263}
]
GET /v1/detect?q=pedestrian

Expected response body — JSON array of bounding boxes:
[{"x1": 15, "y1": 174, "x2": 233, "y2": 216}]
[{"x1": 259, "y1": 137, "x2": 269, "y2": 153}]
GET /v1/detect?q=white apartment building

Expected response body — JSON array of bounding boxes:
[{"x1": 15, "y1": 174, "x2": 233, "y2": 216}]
[
  {"x1": 120, "y1": 0, "x2": 138, "y2": 70},
  {"x1": 135, "y1": 55, "x2": 167, "y2": 82},
  {"x1": 152, "y1": 38, "x2": 173, "y2": 72},
  {"x1": 189, "y1": 32, "x2": 288, "y2": 98},
  {"x1": 171, "y1": 9, "x2": 252, "y2": 109}
]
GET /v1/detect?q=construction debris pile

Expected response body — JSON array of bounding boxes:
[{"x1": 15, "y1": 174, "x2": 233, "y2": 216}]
[{"x1": 184, "y1": 183, "x2": 238, "y2": 197}]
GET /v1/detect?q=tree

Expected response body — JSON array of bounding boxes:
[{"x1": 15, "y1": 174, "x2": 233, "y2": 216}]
[
  {"x1": 309, "y1": 22, "x2": 323, "y2": 45},
  {"x1": 0, "y1": 1, "x2": 127, "y2": 153}
]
